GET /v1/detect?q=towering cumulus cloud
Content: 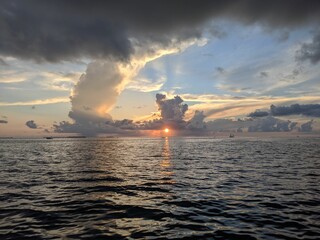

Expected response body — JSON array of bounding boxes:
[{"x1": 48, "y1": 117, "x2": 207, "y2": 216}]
[
  {"x1": 156, "y1": 94, "x2": 188, "y2": 121},
  {"x1": 69, "y1": 60, "x2": 122, "y2": 123},
  {"x1": 155, "y1": 94, "x2": 188, "y2": 129}
]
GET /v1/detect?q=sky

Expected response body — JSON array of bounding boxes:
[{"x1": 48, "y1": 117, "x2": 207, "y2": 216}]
[{"x1": 1, "y1": 0, "x2": 320, "y2": 137}]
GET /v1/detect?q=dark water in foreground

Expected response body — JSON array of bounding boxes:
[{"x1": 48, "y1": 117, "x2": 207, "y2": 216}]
[{"x1": 0, "y1": 137, "x2": 320, "y2": 240}]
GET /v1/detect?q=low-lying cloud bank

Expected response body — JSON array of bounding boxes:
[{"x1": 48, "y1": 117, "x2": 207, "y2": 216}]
[
  {"x1": 52, "y1": 94, "x2": 318, "y2": 136},
  {"x1": 249, "y1": 104, "x2": 320, "y2": 117}
]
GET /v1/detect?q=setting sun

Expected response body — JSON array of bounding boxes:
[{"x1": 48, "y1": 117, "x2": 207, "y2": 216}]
[{"x1": 164, "y1": 128, "x2": 169, "y2": 133}]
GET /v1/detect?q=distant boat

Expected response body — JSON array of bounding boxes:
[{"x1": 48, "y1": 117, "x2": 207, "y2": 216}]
[
  {"x1": 229, "y1": 133, "x2": 235, "y2": 138},
  {"x1": 45, "y1": 137, "x2": 53, "y2": 139}
]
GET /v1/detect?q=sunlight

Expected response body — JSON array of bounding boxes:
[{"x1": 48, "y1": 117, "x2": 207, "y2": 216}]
[{"x1": 164, "y1": 128, "x2": 170, "y2": 133}]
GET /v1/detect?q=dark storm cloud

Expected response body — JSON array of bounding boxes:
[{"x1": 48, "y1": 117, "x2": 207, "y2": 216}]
[
  {"x1": 25, "y1": 120, "x2": 37, "y2": 129},
  {"x1": 0, "y1": 120, "x2": 8, "y2": 124},
  {"x1": 296, "y1": 31, "x2": 320, "y2": 64},
  {"x1": 270, "y1": 104, "x2": 320, "y2": 117},
  {"x1": 1, "y1": 0, "x2": 320, "y2": 62}
]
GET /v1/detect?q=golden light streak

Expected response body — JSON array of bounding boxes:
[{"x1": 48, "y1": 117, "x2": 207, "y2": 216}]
[{"x1": 0, "y1": 97, "x2": 70, "y2": 106}]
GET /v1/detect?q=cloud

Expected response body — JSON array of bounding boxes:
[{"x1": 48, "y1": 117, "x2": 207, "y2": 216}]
[
  {"x1": 69, "y1": 60, "x2": 122, "y2": 123},
  {"x1": 0, "y1": 97, "x2": 70, "y2": 106},
  {"x1": 156, "y1": 93, "x2": 188, "y2": 124},
  {"x1": 1, "y1": 1, "x2": 320, "y2": 62},
  {"x1": 187, "y1": 110, "x2": 206, "y2": 130},
  {"x1": 248, "y1": 116, "x2": 296, "y2": 132},
  {"x1": 0, "y1": 120, "x2": 8, "y2": 124},
  {"x1": 25, "y1": 120, "x2": 37, "y2": 129},
  {"x1": 248, "y1": 110, "x2": 269, "y2": 118},
  {"x1": 52, "y1": 93, "x2": 320, "y2": 135},
  {"x1": 53, "y1": 40, "x2": 197, "y2": 136},
  {"x1": 126, "y1": 77, "x2": 166, "y2": 92},
  {"x1": 0, "y1": 57, "x2": 8, "y2": 66},
  {"x1": 216, "y1": 67, "x2": 225, "y2": 74},
  {"x1": 299, "y1": 120, "x2": 313, "y2": 132},
  {"x1": 247, "y1": 103, "x2": 320, "y2": 119},
  {"x1": 296, "y1": 31, "x2": 320, "y2": 64},
  {"x1": 270, "y1": 103, "x2": 320, "y2": 117}
]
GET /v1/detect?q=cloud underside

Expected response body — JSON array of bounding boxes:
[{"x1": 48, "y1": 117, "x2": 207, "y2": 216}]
[{"x1": 1, "y1": 0, "x2": 320, "y2": 62}]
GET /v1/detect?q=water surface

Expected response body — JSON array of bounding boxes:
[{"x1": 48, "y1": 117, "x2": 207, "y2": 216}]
[{"x1": 0, "y1": 137, "x2": 319, "y2": 239}]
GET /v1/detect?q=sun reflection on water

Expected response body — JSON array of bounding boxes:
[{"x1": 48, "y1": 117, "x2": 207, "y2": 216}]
[{"x1": 160, "y1": 137, "x2": 174, "y2": 179}]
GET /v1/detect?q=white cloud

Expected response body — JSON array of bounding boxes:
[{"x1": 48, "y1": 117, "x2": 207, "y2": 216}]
[{"x1": 0, "y1": 97, "x2": 70, "y2": 106}]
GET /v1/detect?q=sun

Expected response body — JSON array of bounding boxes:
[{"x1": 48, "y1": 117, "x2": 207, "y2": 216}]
[{"x1": 164, "y1": 128, "x2": 169, "y2": 133}]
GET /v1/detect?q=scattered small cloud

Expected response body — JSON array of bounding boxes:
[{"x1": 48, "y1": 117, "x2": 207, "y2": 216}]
[
  {"x1": 25, "y1": 120, "x2": 38, "y2": 129},
  {"x1": 216, "y1": 67, "x2": 225, "y2": 74},
  {"x1": 259, "y1": 71, "x2": 269, "y2": 78},
  {"x1": 0, "y1": 120, "x2": 8, "y2": 124}
]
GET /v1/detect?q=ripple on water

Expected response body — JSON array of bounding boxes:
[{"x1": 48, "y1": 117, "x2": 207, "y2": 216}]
[{"x1": 0, "y1": 137, "x2": 320, "y2": 239}]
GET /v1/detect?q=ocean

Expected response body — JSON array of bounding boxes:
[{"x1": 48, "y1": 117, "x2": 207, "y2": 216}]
[{"x1": 0, "y1": 137, "x2": 319, "y2": 239}]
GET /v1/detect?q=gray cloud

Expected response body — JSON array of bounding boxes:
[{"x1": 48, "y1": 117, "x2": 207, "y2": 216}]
[
  {"x1": 156, "y1": 93, "x2": 188, "y2": 129},
  {"x1": 248, "y1": 103, "x2": 320, "y2": 118},
  {"x1": 25, "y1": 120, "x2": 37, "y2": 129},
  {"x1": 1, "y1": 0, "x2": 320, "y2": 62},
  {"x1": 270, "y1": 103, "x2": 320, "y2": 117},
  {"x1": 299, "y1": 120, "x2": 313, "y2": 132},
  {"x1": 296, "y1": 31, "x2": 320, "y2": 64},
  {"x1": 248, "y1": 116, "x2": 296, "y2": 132},
  {"x1": 248, "y1": 110, "x2": 269, "y2": 118},
  {"x1": 0, "y1": 58, "x2": 8, "y2": 66},
  {"x1": 216, "y1": 67, "x2": 225, "y2": 74},
  {"x1": 0, "y1": 120, "x2": 8, "y2": 124},
  {"x1": 187, "y1": 110, "x2": 206, "y2": 130}
]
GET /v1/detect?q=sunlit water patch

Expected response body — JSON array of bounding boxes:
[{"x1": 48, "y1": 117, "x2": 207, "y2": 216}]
[{"x1": 0, "y1": 137, "x2": 319, "y2": 239}]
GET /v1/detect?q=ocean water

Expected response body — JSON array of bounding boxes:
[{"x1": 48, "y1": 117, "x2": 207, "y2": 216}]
[{"x1": 0, "y1": 137, "x2": 319, "y2": 240}]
